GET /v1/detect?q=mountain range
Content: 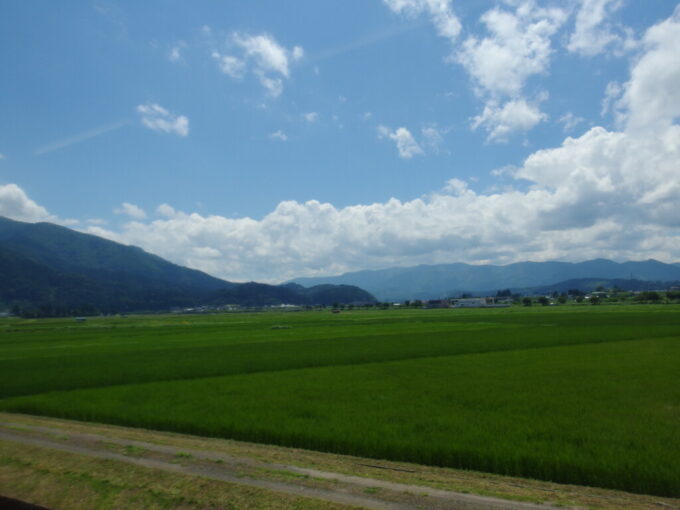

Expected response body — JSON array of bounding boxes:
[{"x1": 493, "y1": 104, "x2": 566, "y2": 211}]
[
  {"x1": 289, "y1": 259, "x2": 680, "y2": 302},
  {"x1": 0, "y1": 217, "x2": 375, "y2": 316},
  {"x1": 4, "y1": 215, "x2": 679, "y2": 314}
]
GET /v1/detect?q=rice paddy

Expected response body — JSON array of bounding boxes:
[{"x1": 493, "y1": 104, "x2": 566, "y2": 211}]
[{"x1": 1, "y1": 306, "x2": 678, "y2": 497}]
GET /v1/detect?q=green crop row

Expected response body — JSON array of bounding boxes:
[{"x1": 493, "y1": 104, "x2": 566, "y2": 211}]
[
  {"x1": 0, "y1": 311, "x2": 680, "y2": 398},
  {"x1": 1, "y1": 306, "x2": 679, "y2": 497},
  {"x1": 2, "y1": 336, "x2": 679, "y2": 496}
]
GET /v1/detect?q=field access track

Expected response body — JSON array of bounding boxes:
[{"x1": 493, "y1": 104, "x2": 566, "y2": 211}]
[
  {"x1": 0, "y1": 416, "x2": 564, "y2": 510},
  {"x1": 2, "y1": 413, "x2": 680, "y2": 510}
]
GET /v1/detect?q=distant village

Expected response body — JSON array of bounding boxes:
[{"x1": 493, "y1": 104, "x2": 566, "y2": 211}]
[
  {"x1": 6, "y1": 286, "x2": 677, "y2": 320},
  {"x1": 166, "y1": 286, "x2": 680, "y2": 315}
]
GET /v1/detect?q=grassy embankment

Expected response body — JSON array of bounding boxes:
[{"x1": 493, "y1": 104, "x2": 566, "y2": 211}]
[{"x1": 1, "y1": 306, "x2": 679, "y2": 497}]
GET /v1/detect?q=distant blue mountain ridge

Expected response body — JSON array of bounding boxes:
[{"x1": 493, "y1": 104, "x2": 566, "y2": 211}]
[
  {"x1": 289, "y1": 259, "x2": 680, "y2": 302},
  {"x1": 0, "y1": 216, "x2": 375, "y2": 315}
]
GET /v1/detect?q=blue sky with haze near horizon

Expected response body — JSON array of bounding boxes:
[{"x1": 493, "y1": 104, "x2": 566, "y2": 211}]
[{"x1": 1, "y1": 1, "x2": 680, "y2": 283}]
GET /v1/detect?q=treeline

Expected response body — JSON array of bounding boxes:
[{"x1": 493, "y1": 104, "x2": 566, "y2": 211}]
[
  {"x1": 518, "y1": 289, "x2": 680, "y2": 306},
  {"x1": 6, "y1": 301, "x2": 101, "y2": 319}
]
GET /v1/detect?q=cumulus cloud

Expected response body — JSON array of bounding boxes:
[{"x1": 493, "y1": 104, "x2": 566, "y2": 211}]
[
  {"x1": 156, "y1": 203, "x2": 177, "y2": 218},
  {"x1": 137, "y1": 103, "x2": 189, "y2": 137},
  {"x1": 619, "y1": 7, "x2": 680, "y2": 132},
  {"x1": 234, "y1": 33, "x2": 296, "y2": 76},
  {"x1": 453, "y1": 1, "x2": 566, "y2": 140},
  {"x1": 114, "y1": 202, "x2": 147, "y2": 220},
  {"x1": 472, "y1": 97, "x2": 547, "y2": 141},
  {"x1": 0, "y1": 184, "x2": 53, "y2": 223},
  {"x1": 213, "y1": 33, "x2": 303, "y2": 97},
  {"x1": 567, "y1": 0, "x2": 635, "y2": 57},
  {"x1": 456, "y1": 2, "x2": 566, "y2": 98},
  {"x1": 383, "y1": 0, "x2": 461, "y2": 41},
  {"x1": 442, "y1": 178, "x2": 470, "y2": 196},
  {"x1": 378, "y1": 125, "x2": 424, "y2": 158}
]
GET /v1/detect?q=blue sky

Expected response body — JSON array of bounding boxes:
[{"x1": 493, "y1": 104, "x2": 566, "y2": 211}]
[{"x1": 1, "y1": 1, "x2": 679, "y2": 282}]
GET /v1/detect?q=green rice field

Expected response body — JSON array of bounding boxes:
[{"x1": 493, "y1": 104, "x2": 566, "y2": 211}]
[{"x1": 1, "y1": 306, "x2": 679, "y2": 497}]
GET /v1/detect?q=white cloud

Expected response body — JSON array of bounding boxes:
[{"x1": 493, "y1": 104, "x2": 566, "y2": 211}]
[
  {"x1": 453, "y1": 1, "x2": 566, "y2": 141},
  {"x1": 137, "y1": 103, "x2": 189, "y2": 137},
  {"x1": 456, "y1": 2, "x2": 566, "y2": 98},
  {"x1": 383, "y1": 0, "x2": 461, "y2": 41},
  {"x1": 0, "y1": 153, "x2": 5, "y2": 160},
  {"x1": 619, "y1": 6, "x2": 680, "y2": 132},
  {"x1": 558, "y1": 112, "x2": 585, "y2": 132},
  {"x1": 156, "y1": 203, "x2": 177, "y2": 218},
  {"x1": 211, "y1": 52, "x2": 245, "y2": 78},
  {"x1": 214, "y1": 33, "x2": 303, "y2": 97},
  {"x1": 472, "y1": 98, "x2": 547, "y2": 142},
  {"x1": 234, "y1": 33, "x2": 292, "y2": 76},
  {"x1": 567, "y1": 0, "x2": 635, "y2": 57},
  {"x1": 442, "y1": 178, "x2": 470, "y2": 196},
  {"x1": 114, "y1": 202, "x2": 147, "y2": 220},
  {"x1": 303, "y1": 112, "x2": 319, "y2": 123},
  {"x1": 378, "y1": 125, "x2": 424, "y2": 158},
  {"x1": 0, "y1": 184, "x2": 53, "y2": 223},
  {"x1": 269, "y1": 130, "x2": 288, "y2": 141}
]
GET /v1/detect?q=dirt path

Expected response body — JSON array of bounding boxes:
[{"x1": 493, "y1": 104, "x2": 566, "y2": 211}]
[{"x1": 0, "y1": 421, "x2": 563, "y2": 510}]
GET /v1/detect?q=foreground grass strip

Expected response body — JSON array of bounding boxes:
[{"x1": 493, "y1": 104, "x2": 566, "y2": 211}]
[
  {"x1": 3, "y1": 336, "x2": 679, "y2": 498},
  {"x1": 3, "y1": 412, "x2": 679, "y2": 510},
  {"x1": 0, "y1": 428, "x2": 561, "y2": 510},
  {"x1": 0, "y1": 435, "x2": 404, "y2": 510},
  {"x1": 0, "y1": 445, "x2": 357, "y2": 510}
]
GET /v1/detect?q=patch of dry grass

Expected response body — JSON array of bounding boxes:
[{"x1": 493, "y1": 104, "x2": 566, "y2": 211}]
[
  {"x1": 0, "y1": 437, "x2": 354, "y2": 510},
  {"x1": 2, "y1": 412, "x2": 679, "y2": 510}
]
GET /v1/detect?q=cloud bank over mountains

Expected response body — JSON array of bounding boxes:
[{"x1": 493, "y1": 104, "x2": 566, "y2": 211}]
[{"x1": 2, "y1": 4, "x2": 679, "y2": 283}]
